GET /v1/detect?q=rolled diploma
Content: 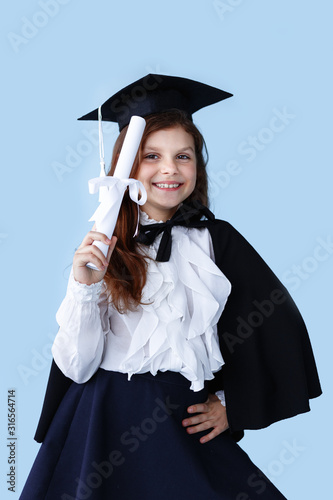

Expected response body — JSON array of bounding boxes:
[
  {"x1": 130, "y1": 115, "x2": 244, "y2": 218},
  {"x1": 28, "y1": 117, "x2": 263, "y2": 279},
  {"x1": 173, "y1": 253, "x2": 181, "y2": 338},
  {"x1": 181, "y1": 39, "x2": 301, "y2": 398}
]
[
  {"x1": 87, "y1": 115, "x2": 146, "y2": 269},
  {"x1": 113, "y1": 116, "x2": 146, "y2": 180}
]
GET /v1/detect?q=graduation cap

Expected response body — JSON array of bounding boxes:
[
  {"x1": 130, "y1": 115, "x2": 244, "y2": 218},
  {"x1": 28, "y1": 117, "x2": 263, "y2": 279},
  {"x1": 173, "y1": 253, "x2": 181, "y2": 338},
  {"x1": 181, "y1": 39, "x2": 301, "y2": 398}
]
[{"x1": 78, "y1": 74, "x2": 233, "y2": 131}]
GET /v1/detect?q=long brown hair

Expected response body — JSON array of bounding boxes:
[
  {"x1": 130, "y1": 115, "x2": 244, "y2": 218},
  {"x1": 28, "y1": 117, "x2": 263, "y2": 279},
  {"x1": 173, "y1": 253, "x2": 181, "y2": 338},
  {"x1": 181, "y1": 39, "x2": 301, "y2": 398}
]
[{"x1": 104, "y1": 110, "x2": 209, "y2": 312}]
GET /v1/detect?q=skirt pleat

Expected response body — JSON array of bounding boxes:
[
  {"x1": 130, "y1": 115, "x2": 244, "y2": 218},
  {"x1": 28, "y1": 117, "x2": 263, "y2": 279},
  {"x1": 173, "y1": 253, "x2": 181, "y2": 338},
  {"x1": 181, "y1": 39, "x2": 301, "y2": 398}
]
[{"x1": 19, "y1": 369, "x2": 287, "y2": 500}]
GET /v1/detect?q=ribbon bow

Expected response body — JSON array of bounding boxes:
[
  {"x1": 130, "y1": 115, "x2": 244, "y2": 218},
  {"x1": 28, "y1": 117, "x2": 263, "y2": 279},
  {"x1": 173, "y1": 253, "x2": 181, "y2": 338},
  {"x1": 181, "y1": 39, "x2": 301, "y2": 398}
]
[
  {"x1": 89, "y1": 176, "x2": 147, "y2": 237},
  {"x1": 137, "y1": 201, "x2": 215, "y2": 262}
]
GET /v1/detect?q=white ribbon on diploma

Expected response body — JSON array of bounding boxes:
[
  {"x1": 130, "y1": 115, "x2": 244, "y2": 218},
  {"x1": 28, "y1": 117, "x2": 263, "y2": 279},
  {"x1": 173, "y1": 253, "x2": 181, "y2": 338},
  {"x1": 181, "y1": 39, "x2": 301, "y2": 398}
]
[
  {"x1": 88, "y1": 177, "x2": 147, "y2": 222},
  {"x1": 86, "y1": 114, "x2": 146, "y2": 270},
  {"x1": 86, "y1": 177, "x2": 147, "y2": 269}
]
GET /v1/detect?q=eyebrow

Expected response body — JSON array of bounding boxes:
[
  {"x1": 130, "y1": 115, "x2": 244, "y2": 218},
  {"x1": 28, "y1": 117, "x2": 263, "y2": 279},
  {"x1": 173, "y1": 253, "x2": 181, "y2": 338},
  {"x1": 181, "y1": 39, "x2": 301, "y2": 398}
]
[{"x1": 143, "y1": 145, "x2": 195, "y2": 152}]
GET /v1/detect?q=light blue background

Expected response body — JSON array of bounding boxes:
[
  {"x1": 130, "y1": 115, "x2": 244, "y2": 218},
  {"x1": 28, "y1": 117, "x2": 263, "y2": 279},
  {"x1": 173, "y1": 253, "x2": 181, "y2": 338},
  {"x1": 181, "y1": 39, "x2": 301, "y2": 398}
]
[{"x1": 1, "y1": 1, "x2": 332, "y2": 498}]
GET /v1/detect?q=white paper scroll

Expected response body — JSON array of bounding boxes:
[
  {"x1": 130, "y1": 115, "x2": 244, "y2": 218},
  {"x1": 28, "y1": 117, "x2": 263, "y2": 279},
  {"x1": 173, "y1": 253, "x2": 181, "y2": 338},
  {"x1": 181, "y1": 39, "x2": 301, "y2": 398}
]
[
  {"x1": 113, "y1": 116, "x2": 146, "y2": 179},
  {"x1": 87, "y1": 115, "x2": 146, "y2": 270}
]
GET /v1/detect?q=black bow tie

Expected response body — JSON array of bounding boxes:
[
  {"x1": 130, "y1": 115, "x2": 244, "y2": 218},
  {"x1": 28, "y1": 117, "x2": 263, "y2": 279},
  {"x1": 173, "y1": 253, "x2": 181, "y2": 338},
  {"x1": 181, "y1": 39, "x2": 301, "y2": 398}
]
[{"x1": 136, "y1": 201, "x2": 215, "y2": 262}]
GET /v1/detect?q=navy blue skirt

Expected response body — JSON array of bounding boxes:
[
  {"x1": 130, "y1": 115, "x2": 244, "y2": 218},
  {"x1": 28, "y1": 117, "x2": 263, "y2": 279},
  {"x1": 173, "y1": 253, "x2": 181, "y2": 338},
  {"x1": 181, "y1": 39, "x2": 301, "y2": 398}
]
[{"x1": 20, "y1": 369, "x2": 287, "y2": 499}]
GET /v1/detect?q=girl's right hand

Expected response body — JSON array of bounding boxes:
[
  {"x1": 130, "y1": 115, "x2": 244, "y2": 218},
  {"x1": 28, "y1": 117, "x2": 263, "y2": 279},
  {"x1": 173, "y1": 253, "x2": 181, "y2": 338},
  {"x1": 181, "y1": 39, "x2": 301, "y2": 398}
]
[{"x1": 73, "y1": 231, "x2": 117, "y2": 285}]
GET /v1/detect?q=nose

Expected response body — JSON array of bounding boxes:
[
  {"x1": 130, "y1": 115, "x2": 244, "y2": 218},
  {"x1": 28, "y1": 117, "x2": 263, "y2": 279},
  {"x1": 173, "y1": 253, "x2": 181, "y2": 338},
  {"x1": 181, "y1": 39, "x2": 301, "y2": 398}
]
[{"x1": 160, "y1": 157, "x2": 179, "y2": 175}]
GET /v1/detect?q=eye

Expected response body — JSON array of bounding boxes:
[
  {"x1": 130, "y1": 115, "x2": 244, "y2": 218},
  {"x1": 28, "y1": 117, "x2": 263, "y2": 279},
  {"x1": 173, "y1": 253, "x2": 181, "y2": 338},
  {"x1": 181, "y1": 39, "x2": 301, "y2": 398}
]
[
  {"x1": 144, "y1": 153, "x2": 159, "y2": 160},
  {"x1": 177, "y1": 154, "x2": 191, "y2": 160}
]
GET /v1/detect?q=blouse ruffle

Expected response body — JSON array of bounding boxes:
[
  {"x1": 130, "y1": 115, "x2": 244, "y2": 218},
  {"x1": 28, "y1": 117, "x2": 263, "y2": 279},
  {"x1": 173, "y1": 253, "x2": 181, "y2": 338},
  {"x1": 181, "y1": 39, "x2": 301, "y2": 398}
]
[{"x1": 52, "y1": 211, "x2": 231, "y2": 392}]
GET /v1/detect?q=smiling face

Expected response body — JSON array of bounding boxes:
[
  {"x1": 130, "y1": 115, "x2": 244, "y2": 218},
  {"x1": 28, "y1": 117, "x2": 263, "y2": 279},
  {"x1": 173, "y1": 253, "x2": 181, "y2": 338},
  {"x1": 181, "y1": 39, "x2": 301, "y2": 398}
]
[{"x1": 136, "y1": 126, "x2": 197, "y2": 221}]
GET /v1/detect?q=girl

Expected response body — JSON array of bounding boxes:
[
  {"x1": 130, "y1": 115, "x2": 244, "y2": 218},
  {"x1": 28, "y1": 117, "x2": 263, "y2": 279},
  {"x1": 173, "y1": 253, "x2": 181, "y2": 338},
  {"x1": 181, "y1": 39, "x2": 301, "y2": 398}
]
[{"x1": 20, "y1": 75, "x2": 321, "y2": 500}]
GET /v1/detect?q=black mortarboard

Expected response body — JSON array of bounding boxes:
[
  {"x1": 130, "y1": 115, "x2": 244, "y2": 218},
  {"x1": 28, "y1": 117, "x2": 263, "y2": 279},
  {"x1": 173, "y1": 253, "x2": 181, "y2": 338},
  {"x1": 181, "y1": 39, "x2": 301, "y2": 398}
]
[{"x1": 78, "y1": 74, "x2": 232, "y2": 131}]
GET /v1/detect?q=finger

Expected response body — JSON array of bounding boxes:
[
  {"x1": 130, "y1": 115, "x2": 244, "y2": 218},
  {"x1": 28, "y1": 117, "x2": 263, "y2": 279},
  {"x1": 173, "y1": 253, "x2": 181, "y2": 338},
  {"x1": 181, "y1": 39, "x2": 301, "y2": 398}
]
[
  {"x1": 186, "y1": 402, "x2": 210, "y2": 415},
  {"x1": 75, "y1": 252, "x2": 107, "y2": 272},
  {"x1": 78, "y1": 231, "x2": 112, "y2": 250},
  {"x1": 182, "y1": 413, "x2": 212, "y2": 428},
  {"x1": 199, "y1": 427, "x2": 224, "y2": 444},
  {"x1": 187, "y1": 419, "x2": 228, "y2": 441},
  {"x1": 184, "y1": 420, "x2": 215, "y2": 435},
  {"x1": 75, "y1": 246, "x2": 109, "y2": 268}
]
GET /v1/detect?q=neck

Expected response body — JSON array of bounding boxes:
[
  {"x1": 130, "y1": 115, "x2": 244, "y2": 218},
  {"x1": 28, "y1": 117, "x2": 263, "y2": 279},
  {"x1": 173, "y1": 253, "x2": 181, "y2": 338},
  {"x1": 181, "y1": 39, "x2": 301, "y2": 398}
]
[{"x1": 140, "y1": 204, "x2": 181, "y2": 222}]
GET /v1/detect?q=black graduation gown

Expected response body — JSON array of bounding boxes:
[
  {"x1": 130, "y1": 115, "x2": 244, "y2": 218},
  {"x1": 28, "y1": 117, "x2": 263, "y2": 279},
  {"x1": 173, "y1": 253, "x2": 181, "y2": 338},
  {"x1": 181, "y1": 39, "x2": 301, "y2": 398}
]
[{"x1": 33, "y1": 219, "x2": 322, "y2": 443}]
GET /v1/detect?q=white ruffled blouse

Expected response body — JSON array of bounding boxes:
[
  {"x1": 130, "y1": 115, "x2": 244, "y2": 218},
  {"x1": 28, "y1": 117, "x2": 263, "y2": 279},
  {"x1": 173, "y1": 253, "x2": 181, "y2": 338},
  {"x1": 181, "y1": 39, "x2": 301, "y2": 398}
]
[{"x1": 52, "y1": 211, "x2": 232, "y2": 394}]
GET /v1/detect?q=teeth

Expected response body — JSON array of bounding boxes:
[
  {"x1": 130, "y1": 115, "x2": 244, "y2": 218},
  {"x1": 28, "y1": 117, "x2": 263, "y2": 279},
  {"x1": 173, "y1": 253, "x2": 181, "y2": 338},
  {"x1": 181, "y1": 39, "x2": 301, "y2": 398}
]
[{"x1": 155, "y1": 183, "x2": 180, "y2": 188}]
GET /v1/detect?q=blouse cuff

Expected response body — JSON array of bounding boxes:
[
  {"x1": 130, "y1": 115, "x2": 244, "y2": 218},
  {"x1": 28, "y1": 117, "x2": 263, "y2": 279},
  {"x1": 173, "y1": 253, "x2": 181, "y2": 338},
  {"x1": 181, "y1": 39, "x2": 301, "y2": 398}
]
[
  {"x1": 215, "y1": 390, "x2": 226, "y2": 407},
  {"x1": 68, "y1": 270, "x2": 104, "y2": 302}
]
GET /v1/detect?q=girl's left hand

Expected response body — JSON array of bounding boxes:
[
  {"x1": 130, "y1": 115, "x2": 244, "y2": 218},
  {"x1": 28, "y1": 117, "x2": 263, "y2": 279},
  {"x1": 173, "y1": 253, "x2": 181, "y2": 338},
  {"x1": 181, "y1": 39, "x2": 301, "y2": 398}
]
[{"x1": 182, "y1": 393, "x2": 229, "y2": 444}]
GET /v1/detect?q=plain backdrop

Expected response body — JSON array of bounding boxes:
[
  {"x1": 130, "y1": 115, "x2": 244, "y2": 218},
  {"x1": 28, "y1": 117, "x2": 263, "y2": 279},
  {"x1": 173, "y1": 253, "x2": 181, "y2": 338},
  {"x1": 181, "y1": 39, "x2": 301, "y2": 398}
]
[{"x1": 1, "y1": 1, "x2": 332, "y2": 498}]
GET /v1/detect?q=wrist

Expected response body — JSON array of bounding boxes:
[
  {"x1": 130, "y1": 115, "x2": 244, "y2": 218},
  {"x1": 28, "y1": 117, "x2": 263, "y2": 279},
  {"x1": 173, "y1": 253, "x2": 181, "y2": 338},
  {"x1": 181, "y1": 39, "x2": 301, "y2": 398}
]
[{"x1": 69, "y1": 269, "x2": 104, "y2": 302}]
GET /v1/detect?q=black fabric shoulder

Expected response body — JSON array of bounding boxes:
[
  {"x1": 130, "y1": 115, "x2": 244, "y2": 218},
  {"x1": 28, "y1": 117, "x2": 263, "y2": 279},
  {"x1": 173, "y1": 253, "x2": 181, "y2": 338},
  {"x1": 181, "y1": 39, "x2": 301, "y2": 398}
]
[{"x1": 205, "y1": 219, "x2": 322, "y2": 432}]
